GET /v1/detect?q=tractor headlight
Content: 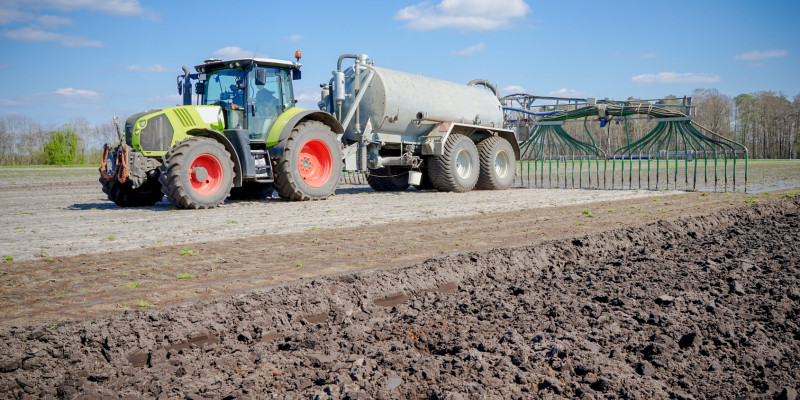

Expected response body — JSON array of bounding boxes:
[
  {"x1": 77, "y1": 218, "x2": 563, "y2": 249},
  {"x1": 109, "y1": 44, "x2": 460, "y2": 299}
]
[
  {"x1": 139, "y1": 120, "x2": 146, "y2": 128},
  {"x1": 134, "y1": 129, "x2": 140, "y2": 136}
]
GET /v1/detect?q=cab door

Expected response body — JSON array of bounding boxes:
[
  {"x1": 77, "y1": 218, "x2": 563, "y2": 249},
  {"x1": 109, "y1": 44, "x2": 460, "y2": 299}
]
[{"x1": 246, "y1": 66, "x2": 282, "y2": 142}]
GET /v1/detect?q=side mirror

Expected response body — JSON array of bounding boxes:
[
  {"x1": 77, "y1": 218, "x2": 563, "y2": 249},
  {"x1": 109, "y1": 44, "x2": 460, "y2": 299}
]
[
  {"x1": 255, "y1": 68, "x2": 267, "y2": 86},
  {"x1": 292, "y1": 68, "x2": 301, "y2": 80}
]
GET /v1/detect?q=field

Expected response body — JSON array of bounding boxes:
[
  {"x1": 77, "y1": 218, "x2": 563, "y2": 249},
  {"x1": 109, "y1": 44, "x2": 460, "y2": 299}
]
[{"x1": 0, "y1": 160, "x2": 799, "y2": 398}]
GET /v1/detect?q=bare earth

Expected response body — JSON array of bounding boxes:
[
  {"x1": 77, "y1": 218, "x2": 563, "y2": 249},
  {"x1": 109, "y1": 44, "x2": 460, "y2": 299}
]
[{"x1": 0, "y1": 167, "x2": 796, "y2": 326}]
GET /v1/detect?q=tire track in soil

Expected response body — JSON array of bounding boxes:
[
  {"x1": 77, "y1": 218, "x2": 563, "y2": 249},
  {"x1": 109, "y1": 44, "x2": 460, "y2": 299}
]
[
  {"x1": 0, "y1": 191, "x2": 779, "y2": 325},
  {"x1": 0, "y1": 197, "x2": 798, "y2": 399}
]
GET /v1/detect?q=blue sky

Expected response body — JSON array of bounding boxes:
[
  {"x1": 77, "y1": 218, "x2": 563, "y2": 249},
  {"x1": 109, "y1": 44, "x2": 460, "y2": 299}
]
[{"x1": 1, "y1": 0, "x2": 798, "y2": 126}]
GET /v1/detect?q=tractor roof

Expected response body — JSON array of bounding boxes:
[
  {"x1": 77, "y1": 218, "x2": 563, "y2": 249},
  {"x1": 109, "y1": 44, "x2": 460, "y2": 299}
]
[{"x1": 195, "y1": 58, "x2": 295, "y2": 72}]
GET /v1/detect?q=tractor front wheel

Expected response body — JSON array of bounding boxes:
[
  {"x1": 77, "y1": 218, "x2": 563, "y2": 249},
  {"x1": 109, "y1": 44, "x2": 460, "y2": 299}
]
[
  {"x1": 159, "y1": 137, "x2": 234, "y2": 209},
  {"x1": 273, "y1": 121, "x2": 342, "y2": 201}
]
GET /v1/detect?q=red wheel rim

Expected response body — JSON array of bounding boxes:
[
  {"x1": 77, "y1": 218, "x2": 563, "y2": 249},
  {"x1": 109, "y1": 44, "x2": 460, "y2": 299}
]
[
  {"x1": 297, "y1": 139, "x2": 332, "y2": 188},
  {"x1": 189, "y1": 154, "x2": 223, "y2": 195}
]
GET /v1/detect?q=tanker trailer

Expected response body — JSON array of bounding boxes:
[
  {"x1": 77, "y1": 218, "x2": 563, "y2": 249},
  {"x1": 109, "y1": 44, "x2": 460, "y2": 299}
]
[{"x1": 320, "y1": 54, "x2": 519, "y2": 192}]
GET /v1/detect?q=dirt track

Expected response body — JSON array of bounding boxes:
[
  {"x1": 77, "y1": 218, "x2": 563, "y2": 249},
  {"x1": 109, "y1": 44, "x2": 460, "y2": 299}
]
[
  {"x1": 1, "y1": 168, "x2": 795, "y2": 326},
  {"x1": 0, "y1": 167, "x2": 673, "y2": 262},
  {"x1": 1, "y1": 196, "x2": 798, "y2": 399}
]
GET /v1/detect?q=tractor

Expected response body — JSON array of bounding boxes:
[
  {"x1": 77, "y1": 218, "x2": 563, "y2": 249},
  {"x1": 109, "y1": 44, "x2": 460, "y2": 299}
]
[{"x1": 100, "y1": 51, "x2": 343, "y2": 209}]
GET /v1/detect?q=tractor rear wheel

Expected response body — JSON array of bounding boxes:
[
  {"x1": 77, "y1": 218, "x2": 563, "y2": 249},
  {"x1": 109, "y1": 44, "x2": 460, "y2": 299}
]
[
  {"x1": 428, "y1": 133, "x2": 479, "y2": 192},
  {"x1": 229, "y1": 182, "x2": 273, "y2": 200},
  {"x1": 100, "y1": 176, "x2": 163, "y2": 207},
  {"x1": 273, "y1": 121, "x2": 342, "y2": 201},
  {"x1": 367, "y1": 166, "x2": 410, "y2": 192},
  {"x1": 159, "y1": 137, "x2": 234, "y2": 209},
  {"x1": 475, "y1": 136, "x2": 515, "y2": 190}
]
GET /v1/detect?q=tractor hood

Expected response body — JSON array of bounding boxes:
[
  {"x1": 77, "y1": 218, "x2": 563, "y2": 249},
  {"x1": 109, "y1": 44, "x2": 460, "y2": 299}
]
[{"x1": 126, "y1": 105, "x2": 225, "y2": 156}]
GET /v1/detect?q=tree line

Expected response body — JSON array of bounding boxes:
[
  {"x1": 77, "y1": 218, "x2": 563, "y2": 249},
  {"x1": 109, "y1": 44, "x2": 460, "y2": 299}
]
[
  {"x1": 0, "y1": 115, "x2": 118, "y2": 166},
  {"x1": 550, "y1": 89, "x2": 799, "y2": 160},
  {"x1": 1, "y1": 88, "x2": 798, "y2": 166}
]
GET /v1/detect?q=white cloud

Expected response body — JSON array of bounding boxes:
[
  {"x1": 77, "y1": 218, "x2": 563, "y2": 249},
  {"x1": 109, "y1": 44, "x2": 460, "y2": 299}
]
[
  {"x1": 452, "y1": 43, "x2": 484, "y2": 56},
  {"x1": 211, "y1": 46, "x2": 266, "y2": 59},
  {"x1": 293, "y1": 87, "x2": 321, "y2": 109},
  {"x1": 0, "y1": 7, "x2": 33, "y2": 25},
  {"x1": 396, "y1": 0, "x2": 530, "y2": 31},
  {"x1": 734, "y1": 49, "x2": 787, "y2": 61},
  {"x1": 500, "y1": 85, "x2": 526, "y2": 96},
  {"x1": 55, "y1": 88, "x2": 100, "y2": 98},
  {"x1": 641, "y1": 52, "x2": 657, "y2": 59},
  {"x1": 547, "y1": 88, "x2": 589, "y2": 98},
  {"x1": 25, "y1": 0, "x2": 142, "y2": 16},
  {"x1": 126, "y1": 64, "x2": 168, "y2": 73},
  {"x1": 0, "y1": 98, "x2": 25, "y2": 106},
  {"x1": 3, "y1": 26, "x2": 102, "y2": 47},
  {"x1": 631, "y1": 72, "x2": 721, "y2": 85},
  {"x1": 284, "y1": 34, "x2": 303, "y2": 42}
]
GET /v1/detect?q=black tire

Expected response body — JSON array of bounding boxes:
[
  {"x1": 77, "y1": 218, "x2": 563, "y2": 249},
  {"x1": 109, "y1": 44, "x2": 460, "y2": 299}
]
[
  {"x1": 428, "y1": 133, "x2": 479, "y2": 193},
  {"x1": 100, "y1": 177, "x2": 164, "y2": 207},
  {"x1": 158, "y1": 137, "x2": 234, "y2": 209},
  {"x1": 229, "y1": 182, "x2": 273, "y2": 200},
  {"x1": 412, "y1": 167, "x2": 435, "y2": 190},
  {"x1": 273, "y1": 121, "x2": 343, "y2": 201},
  {"x1": 475, "y1": 136, "x2": 516, "y2": 190},
  {"x1": 367, "y1": 166, "x2": 410, "y2": 192}
]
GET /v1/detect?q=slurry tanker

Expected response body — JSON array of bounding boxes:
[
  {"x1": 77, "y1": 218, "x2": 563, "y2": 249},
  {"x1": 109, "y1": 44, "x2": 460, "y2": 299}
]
[{"x1": 99, "y1": 52, "x2": 519, "y2": 208}]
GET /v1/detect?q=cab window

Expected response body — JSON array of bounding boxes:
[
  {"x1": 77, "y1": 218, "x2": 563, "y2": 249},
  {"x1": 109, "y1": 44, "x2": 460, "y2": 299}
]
[{"x1": 247, "y1": 67, "x2": 282, "y2": 140}]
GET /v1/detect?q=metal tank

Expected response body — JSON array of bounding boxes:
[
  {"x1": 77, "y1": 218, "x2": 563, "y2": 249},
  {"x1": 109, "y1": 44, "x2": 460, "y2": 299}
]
[{"x1": 328, "y1": 57, "x2": 504, "y2": 142}]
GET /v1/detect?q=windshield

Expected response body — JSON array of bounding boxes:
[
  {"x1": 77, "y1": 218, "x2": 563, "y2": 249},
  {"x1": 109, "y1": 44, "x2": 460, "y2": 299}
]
[{"x1": 204, "y1": 69, "x2": 244, "y2": 107}]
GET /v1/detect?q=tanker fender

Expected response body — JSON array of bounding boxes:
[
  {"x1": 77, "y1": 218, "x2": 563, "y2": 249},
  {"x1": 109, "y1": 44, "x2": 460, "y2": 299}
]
[
  {"x1": 267, "y1": 109, "x2": 344, "y2": 159},
  {"x1": 423, "y1": 122, "x2": 520, "y2": 161}
]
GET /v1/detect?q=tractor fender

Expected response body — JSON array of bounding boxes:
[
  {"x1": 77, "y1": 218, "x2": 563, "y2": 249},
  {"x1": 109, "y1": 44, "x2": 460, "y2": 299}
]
[
  {"x1": 187, "y1": 128, "x2": 244, "y2": 187},
  {"x1": 267, "y1": 109, "x2": 344, "y2": 159}
]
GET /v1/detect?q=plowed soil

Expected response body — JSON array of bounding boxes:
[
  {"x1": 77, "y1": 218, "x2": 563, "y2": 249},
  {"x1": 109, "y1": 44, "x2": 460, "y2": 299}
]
[
  {"x1": 1, "y1": 195, "x2": 799, "y2": 399},
  {"x1": 0, "y1": 167, "x2": 799, "y2": 399}
]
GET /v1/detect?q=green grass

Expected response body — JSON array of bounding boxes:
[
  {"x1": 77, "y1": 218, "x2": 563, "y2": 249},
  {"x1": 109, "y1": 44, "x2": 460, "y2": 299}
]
[
  {"x1": 179, "y1": 249, "x2": 197, "y2": 256},
  {"x1": 107, "y1": 236, "x2": 115, "y2": 241},
  {"x1": 3, "y1": 255, "x2": 13, "y2": 262},
  {"x1": 582, "y1": 210, "x2": 594, "y2": 218},
  {"x1": 126, "y1": 281, "x2": 140, "y2": 288},
  {"x1": 0, "y1": 163, "x2": 99, "y2": 168},
  {"x1": 135, "y1": 300, "x2": 154, "y2": 308},
  {"x1": 176, "y1": 273, "x2": 193, "y2": 280}
]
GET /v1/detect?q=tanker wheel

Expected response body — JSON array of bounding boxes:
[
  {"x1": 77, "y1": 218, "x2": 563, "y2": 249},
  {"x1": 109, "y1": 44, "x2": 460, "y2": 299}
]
[
  {"x1": 273, "y1": 121, "x2": 342, "y2": 201},
  {"x1": 428, "y1": 133, "x2": 479, "y2": 192},
  {"x1": 229, "y1": 182, "x2": 273, "y2": 200},
  {"x1": 367, "y1": 166, "x2": 410, "y2": 192},
  {"x1": 412, "y1": 167, "x2": 435, "y2": 191},
  {"x1": 100, "y1": 177, "x2": 163, "y2": 207},
  {"x1": 475, "y1": 136, "x2": 516, "y2": 190},
  {"x1": 158, "y1": 136, "x2": 234, "y2": 209}
]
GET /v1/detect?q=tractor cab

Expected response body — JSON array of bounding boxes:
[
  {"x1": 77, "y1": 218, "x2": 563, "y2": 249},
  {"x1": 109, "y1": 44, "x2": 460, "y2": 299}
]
[{"x1": 181, "y1": 56, "x2": 302, "y2": 143}]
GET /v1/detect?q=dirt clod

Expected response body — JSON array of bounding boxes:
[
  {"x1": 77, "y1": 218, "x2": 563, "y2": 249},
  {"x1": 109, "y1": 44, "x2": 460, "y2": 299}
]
[{"x1": 0, "y1": 197, "x2": 798, "y2": 398}]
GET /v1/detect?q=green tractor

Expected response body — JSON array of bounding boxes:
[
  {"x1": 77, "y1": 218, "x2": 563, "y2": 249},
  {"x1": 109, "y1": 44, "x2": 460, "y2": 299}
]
[{"x1": 100, "y1": 51, "x2": 343, "y2": 209}]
